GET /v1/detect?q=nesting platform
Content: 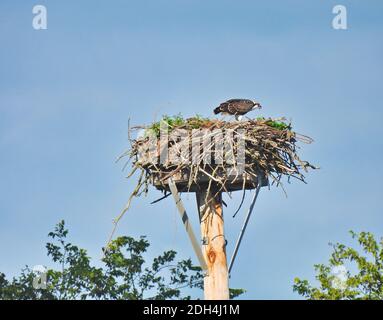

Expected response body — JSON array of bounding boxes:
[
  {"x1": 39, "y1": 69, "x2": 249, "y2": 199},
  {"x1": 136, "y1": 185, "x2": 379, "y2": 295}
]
[
  {"x1": 151, "y1": 167, "x2": 268, "y2": 193},
  {"x1": 122, "y1": 117, "x2": 316, "y2": 200}
]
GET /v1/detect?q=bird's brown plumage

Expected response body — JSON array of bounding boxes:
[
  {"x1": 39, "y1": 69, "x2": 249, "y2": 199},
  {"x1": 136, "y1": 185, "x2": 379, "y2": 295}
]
[{"x1": 213, "y1": 99, "x2": 261, "y2": 118}]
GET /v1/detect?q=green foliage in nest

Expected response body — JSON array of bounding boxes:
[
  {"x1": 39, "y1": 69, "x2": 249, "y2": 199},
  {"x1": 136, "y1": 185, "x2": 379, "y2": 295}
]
[
  {"x1": 257, "y1": 117, "x2": 291, "y2": 131},
  {"x1": 146, "y1": 114, "x2": 210, "y2": 137},
  {"x1": 187, "y1": 114, "x2": 211, "y2": 129},
  {"x1": 145, "y1": 114, "x2": 291, "y2": 138}
]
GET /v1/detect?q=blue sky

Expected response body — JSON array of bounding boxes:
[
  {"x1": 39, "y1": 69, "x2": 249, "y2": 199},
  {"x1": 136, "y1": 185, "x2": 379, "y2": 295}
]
[{"x1": 0, "y1": 0, "x2": 382, "y2": 299}]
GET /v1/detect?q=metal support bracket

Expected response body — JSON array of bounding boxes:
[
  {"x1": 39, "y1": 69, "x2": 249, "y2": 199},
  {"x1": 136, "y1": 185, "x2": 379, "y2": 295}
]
[
  {"x1": 168, "y1": 178, "x2": 208, "y2": 272},
  {"x1": 228, "y1": 177, "x2": 263, "y2": 275}
]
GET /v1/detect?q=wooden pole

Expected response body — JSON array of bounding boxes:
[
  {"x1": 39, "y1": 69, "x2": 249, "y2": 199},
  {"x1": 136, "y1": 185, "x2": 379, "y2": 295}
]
[{"x1": 196, "y1": 189, "x2": 229, "y2": 300}]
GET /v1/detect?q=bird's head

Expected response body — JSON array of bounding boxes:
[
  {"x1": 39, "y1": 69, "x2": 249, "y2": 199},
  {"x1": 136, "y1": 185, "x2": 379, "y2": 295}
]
[{"x1": 252, "y1": 100, "x2": 262, "y2": 109}]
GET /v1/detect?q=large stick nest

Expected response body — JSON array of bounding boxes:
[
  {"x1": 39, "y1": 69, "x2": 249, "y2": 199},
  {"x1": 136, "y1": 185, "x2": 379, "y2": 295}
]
[{"x1": 120, "y1": 115, "x2": 317, "y2": 199}]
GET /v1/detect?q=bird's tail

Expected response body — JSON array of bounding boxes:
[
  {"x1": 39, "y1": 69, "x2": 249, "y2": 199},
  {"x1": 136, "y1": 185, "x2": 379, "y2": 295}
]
[{"x1": 213, "y1": 107, "x2": 221, "y2": 114}]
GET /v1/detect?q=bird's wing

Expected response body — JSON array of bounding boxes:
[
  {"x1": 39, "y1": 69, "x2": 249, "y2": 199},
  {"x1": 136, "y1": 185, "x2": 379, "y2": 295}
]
[
  {"x1": 231, "y1": 100, "x2": 254, "y2": 114},
  {"x1": 227, "y1": 102, "x2": 238, "y2": 114},
  {"x1": 226, "y1": 100, "x2": 252, "y2": 114}
]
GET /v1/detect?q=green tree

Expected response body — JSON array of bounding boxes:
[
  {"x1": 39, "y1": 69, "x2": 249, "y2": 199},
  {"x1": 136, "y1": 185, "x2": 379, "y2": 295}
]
[
  {"x1": 293, "y1": 231, "x2": 383, "y2": 300},
  {"x1": 0, "y1": 221, "x2": 244, "y2": 300}
]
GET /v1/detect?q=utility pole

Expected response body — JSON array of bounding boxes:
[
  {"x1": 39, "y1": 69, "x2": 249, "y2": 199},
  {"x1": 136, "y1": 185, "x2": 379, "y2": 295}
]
[{"x1": 196, "y1": 189, "x2": 229, "y2": 300}]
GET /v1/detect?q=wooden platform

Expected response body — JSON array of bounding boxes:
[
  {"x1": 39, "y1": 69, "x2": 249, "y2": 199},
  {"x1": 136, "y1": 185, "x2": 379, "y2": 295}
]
[{"x1": 151, "y1": 167, "x2": 268, "y2": 193}]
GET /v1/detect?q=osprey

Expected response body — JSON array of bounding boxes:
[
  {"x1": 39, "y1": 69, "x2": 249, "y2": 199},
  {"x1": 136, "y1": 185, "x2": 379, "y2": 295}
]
[{"x1": 214, "y1": 99, "x2": 262, "y2": 120}]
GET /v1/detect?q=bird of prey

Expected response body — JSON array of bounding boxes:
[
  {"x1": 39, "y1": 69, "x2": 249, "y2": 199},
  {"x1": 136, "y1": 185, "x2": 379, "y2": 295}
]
[{"x1": 213, "y1": 99, "x2": 262, "y2": 120}]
